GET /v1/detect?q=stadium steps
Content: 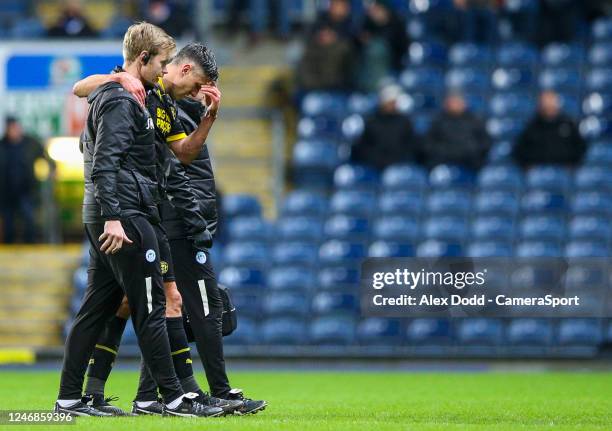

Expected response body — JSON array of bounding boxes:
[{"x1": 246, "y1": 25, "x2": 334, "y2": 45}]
[{"x1": 0, "y1": 245, "x2": 80, "y2": 349}]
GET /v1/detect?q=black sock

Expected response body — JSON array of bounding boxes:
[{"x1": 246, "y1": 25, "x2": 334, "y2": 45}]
[
  {"x1": 85, "y1": 315, "x2": 127, "y2": 395},
  {"x1": 167, "y1": 317, "x2": 198, "y2": 385}
]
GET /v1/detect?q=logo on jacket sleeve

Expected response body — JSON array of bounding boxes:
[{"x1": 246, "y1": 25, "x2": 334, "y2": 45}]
[
  {"x1": 145, "y1": 249, "x2": 157, "y2": 262},
  {"x1": 195, "y1": 251, "x2": 207, "y2": 264}
]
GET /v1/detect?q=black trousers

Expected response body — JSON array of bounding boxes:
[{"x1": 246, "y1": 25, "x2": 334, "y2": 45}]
[
  {"x1": 171, "y1": 239, "x2": 230, "y2": 397},
  {"x1": 58, "y1": 217, "x2": 183, "y2": 402}
]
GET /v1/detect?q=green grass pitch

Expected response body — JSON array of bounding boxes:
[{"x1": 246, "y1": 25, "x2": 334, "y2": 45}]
[{"x1": 0, "y1": 370, "x2": 611, "y2": 430}]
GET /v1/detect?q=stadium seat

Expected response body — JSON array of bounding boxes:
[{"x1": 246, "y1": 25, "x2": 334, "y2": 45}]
[
  {"x1": 592, "y1": 17, "x2": 612, "y2": 40},
  {"x1": 538, "y1": 68, "x2": 580, "y2": 92},
  {"x1": 223, "y1": 242, "x2": 270, "y2": 267},
  {"x1": 368, "y1": 241, "x2": 415, "y2": 257},
  {"x1": 448, "y1": 43, "x2": 491, "y2": 67},
  {"x1": 477, "y1": 165, "x2": 523, "y2": 191},
  {"x1": 574, "y1": 166, "x2": 612, "y2": 190},
  {"x1": 405, "y1": 319, "x2": 452, "y2": 344},
  {"x1": 412, "y1": 113, "x2": 434, "y2": 135},
  {"x1": 521, "y1": 190, "x2": 567, "y2": 213},
  {"x1": 381, "y1": 164, "x2": 428, "y2": 191},
  {"x1": 472, "y1": 216, "x2": 516, "y2": 241},
  {"x1": 319, "y1": 240, "x2": 366, "y2": 266},
  {"x1": 72, "y1": 267, "x2": 88, "y2": 293},
  {"x1": 579, "y1": 116, "x2": 612, "y2": 140},
  {"x1": 226, "y1": 216, "x2": 270, "y2": 242},
  {"x1": 541, "y1": 43, "x2": 583, "y2": 67},
  {"x1": 400, "y1": 67, "x2": 444, "y2": 92},
  {"x1": 488, "y1": 93, "x2": 535, "y2": 118},
  {"x1": 516, "y1": 241, "x2": 562, "y2": 257},
  {"x1": 556, "y1": 93, "x2": 581, "y2": 117},
  {"x1": 324, "y1": 215, "x2": 370, "y2": 240},
  {"x1": 318, "y1": 267, "x2": 360, "y2": 290},
  {"x1": 424, "y1": 216, "x2": 468, "y2": 242},
  {"x1": 511, "y1": 262, "x2": 566, "y2": 289},
  {"x1": 519, "y1": 216, "x2": 566, "y2": 242},
  {"x1": 333, "y1": 164, "x2": 379, "y2": 189},
  {"x1": 426, "y1": 189, "x2": 472, "y2": 216},
  {"x1": 309, "y1": 316, "x2": 356, "y2": 345},
  {"x1": 225, "y1": 318, "x2": 257, "y2": 345},
  {"x1": 281, "y1": 190, "x2": 328, "y2": 216},
  {"x1": 486, "y1": 117, "x2": 524, "y2": 140},
  {"x1": 301, "y1": 92, "x2": 347, "y2": 118},
  {"x1": 585, "y1": 68, "x2": 612, "y2": 92},
  {"x1": 588, "y1": 42, "x2": 612, "y2": 66},
  {"x1": 429, "y1": 164, "x2": 475, "y2": 188},
  {"x1": 342, "y1": 114, "x2": 365, "y2": 141},
  {"x1": 218, "y1": 267, "x2": 265, "y2": 289},
  {"x1": 297, "y1": 116, "x2": 342, "y2": 139},
  {"x1": 525, "y1": 166, "x2": 573, "y2": 192},
  {"x1": 474, "y1": 190, "x2": 519, "y2": 215},
  {"x1": 558, "y1": 319, "x2": 603, "y2": 345},
  {"x1": 312, "y1": 292, "x2": 359, "y2": 316},
  {"x1": 357, "y1": 318, "x2": 402, "y2": 344},
  {"x1": 223, "y1": 194, "x2": 261, "y2": 218},
  {"x1": 372, "y1": 216, "x2": 420, "y2": 242},
  {"x1": 406, "y1": 92, "x2": 440, "y2": 112},
  {"x1": 564, "y1": 263, "x2": 608, "y2": 290},
  {"x1": 568, "y1": 216, "x2": 611, "y2": 240},
  {"x1": 408, "y1": 41, "x2": 447, "y2": 66},
  {"x1": 272, "y1": 242, "x2": 318, "y2": 266},
  {"x1": 582, "y1": 93, "x2": 612, "y2": 117},
  {"x1": 491, "y1": 68, "x2": 533, "y2": 91},
  {"x1": 416, "y1": 240, "x2": 463, "y2": 257},
  {"x1": 347, "y1": 93, "x2": 378, "y2": 115},
  {"x1": 261, "y1": 318, "x2": 307, "y2": 345},
  {"x1": 496, "y1": 43, "x2": 538, "y2": 67},
  {"x1": 445, "y1": 67, "x2": 490, "y2": 92},
  {"x1": 378, "y1": 191, "x2": 423, "y2": 216},
  {"x1": 466, "y1": 241, "x2": 513, "y2": 257},
  {"x1": 457, "y1": 319, "x2": 503, "y2": 345},
  {"x1": 276, "y1": 216, "x2": 324, "y2": 241},
  {"x1": 292, "y1": 139, "x2": 340, "y2": 187},
  {"x1": 232, "y1": 293, "x2": 262, "y2": 319},
  {"x1": 585, "y1": 141, "x2": 612, "y2": 165},
  {"x1": 329, "y1": 190, "x2": 377, "y2": 215},
  {"x1": 267, "y1": 267, "x2": 315, "y2": 291},
  {"x1": 565, "y1": 241, "x2": 610, "y2": 258},
  {"x1": 571, "y1": 192, "x2": 612, "y2": 216},
  {"x1": 506, "y1": 319, "x2": 553, "y2": 345},
  {"x1": 263, "y1": 292, "x2": 310, "y2": 317}
]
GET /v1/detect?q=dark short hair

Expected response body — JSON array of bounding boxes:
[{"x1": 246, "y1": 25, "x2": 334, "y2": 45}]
[{"x1": 172, "y1": 42, "x2": 219, "y2": 82}]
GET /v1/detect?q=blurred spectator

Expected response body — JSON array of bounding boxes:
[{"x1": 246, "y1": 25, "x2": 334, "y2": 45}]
[
  {"x1": 0, "y1": 117, "x2": 47, "y2": 243},
  {"x1": 145, "y1": 0, "x2": 192, "y2": 38},
  {"x1": 350, "y1": 84, "x2": 419, "y2": 170},
  {"x1": 296, "y1": 24, "x2": 354, "y2": 92},
  {"x1": 453, "y1": 0, "x2": 498, "y2": 44},
  {"x1": 356, "y1": 0, "x2": 408, "y2": 91},
  {"x1": 311, "y1": 0, "x2": 357, "y2": 42},
  {"x1": 228, "y1": 0, "x2": 290, "y2": 42},
  {"x1": 424, "y1": 92, "x2": 491, "y2": 170},
  {"x1": 513, "y1": 91, "x2": 586, "y2": 167},
  {"x1": 47, "y1": 0, "x2": 97, "y2": 38},
  {"x1": 537, "y1": 0, "x2": 580, "y2": 46}
]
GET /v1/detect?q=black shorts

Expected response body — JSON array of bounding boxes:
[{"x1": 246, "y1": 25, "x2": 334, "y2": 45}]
[{"x1": 155, "y1": 224, "x2": 176, "y2": 283}]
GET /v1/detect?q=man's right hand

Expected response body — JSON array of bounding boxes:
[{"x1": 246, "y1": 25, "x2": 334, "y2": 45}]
[
  {"x1": 112, "y1": 72, "x2": 146, "y2": 107},
  {"x1": 99, "y1": 220, "x2": 133, "y2": 255}
]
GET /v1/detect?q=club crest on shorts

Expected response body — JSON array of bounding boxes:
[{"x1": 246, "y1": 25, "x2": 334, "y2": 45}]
[
  {"x1": 145, "y1": 249, "x2": 156, "y2": 262},
  {"x1": 195, "y1": 251, "x2": 207, "y2": 264},
  {"x1": 160, "y1": 260, "x2": 169, "y2": 274}
]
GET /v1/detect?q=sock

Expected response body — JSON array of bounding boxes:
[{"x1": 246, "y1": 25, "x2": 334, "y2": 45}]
[
  {"x1": 166, "y1": 396, "x2": 184, "y2": 410},
  {"x1": 56, "y1": 399, "x2": 80, "y2": 408},
  {"x1": 166, "y1": 317, "x2": 198, "y2": 383},
  {"x1": 135, "y1": 359, "x2": 159, "y2": 402},
  {"x1": 135, "y1": 400, "x2": 156, "y2": 408},
  {"x1": 85, "y1": 315, "x2": 127, "y2": 395}
]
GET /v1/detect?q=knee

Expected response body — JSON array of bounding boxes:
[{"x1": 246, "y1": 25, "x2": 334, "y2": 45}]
[
  {"x1": 116, "y1": 296, "x2": 131, "y2": 319},
  {"x1": 164, "y1": 283, "x2": 183, "y2": 316}
]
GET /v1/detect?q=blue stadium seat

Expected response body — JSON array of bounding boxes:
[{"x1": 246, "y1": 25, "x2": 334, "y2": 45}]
[
  {"x1": 558, "y1": 319, "x2": 602, "y2": 345},
  {"x1": 491, "y1": 68, "x2": 533, "y2": 91},
  {"x1": 276, "y1": 216, "x2": 324, "y2": 241},
  {"x1": 224, "y1": 194, "x2": 261, "y2": 218},
  {"x1": 429, "y1": 164, "x2": 475, "y2": 188},
  {"x1": 574, "y1": 166, "x2": 612, "y2": 191},
  {"x1": 511, "y1": 262, "x2": 565, "y2": 289},
  {"x1": 372, "y1": 216, "x2": 419, "y2": 242},
  {"x1": 585, "y1": 142, "x2": 612, "y2": 165},
  {"x1": 521, "y1": 190, "x2": 567, "y2": 213},
  {"x1": 445, "y1": 68, "x2": 489, "y2": 92},
  {"x1": 541, "y1": 43, "x2": 583, "y2": 67},
  {"x1": 333, "y1": 164, "x2": 379, "y2": 189},
  {"x1": 571, "y1": 192, "x2": 612, "y2": 216},
  {"x1": 519, "y1": 216, "x2": 566, "y2": 242},
  {"x1": 556, "y1": 93, "x2": 581, "y2": 117},
  {"x1": 347, "y1": 93, "x2": 378, "y2": 115},
  {"x1": 226, "y1": 217, "x2": 270, "y2": 242},
  {"x1": 592, "y1": 17, "x2": 612, "y2": 40},
  {"x1": 297, "y1": 116, "x2": 341, "y2": 139},
  {"x1": 73, "y1": 267, "x2": 88, "y2": 293},
  {"x1": 357, "y1": 318, "x2": 402, "y2": 344},
  {"x1": 462, "y1": 93, "x2": 487, "y2": 116},
  {"x1": 368, "y1": 241, "x2": 415, "y2": 257},
  {"x1": 426, "y1": 190, "x2": 472, "y2": 216},
  {"x1": 261, "y1": 318, "x2": 307, "y2": 345},
  {"x1": 583, "y1": 93, "x2": 612, "y2": 117},
  {"x1": 312, "y1": 292, "x2": 358, "y2": 316},
  {"x1": 406, "y1": 92, "x2": 440, "y2": 112},
  {"x1": 223, "y1": 242, "x2": 269, "y2": 266},
  {"x1": 319, "y1": 240, "x2": 366, "y2": 266},
  {"x1": 564, "y1": 263, "x2": 608, "y2": 290},
  {"x1": 585, "y1": 68, "x2": 612, "y2": 92},
  {"x1": 448, "y1": 43, "x2": 491, "y2": 67},
  {"x1": 324, "y1": 215, "x2": 370, "y2": 240},
  {"x1": 486, "y1": 117, "x2": 525, "y2": 140},
  {"x1": 293, "y1": 139, "x2": 340, "y2": 187},
  {"x1": 466, "y1": 241, "x2": 513, "y2": 257},
  {"x1": 301, "y1": 92, "x2": 347, "y2": 118},
  {"x1": 408, "y1": 41, "x2": 447, "y2": 66},
  {"x1": 496, "y1": 43, "x2": 538, "y2": 67},
  {"x1": 272, "y1": 242, "x2": 318, "y2": 266},
  {"x1": 416, "y1": 240, "x2": 463, "y2": 257},
  {"x1": 378, "y1": 191, "x2": 423, "y2": 216},
  {"x1": 341, "y1": 114, "x2": 365, "y2": 141},
  {"x1": 565, "y1": 241, "x2": 610, "y2": 258},
  {"x1": 263, "y1": 292, "x2": 309, "y2": 317},
  {"x1": 232, "y1": 293, "x2": 262, "y2": 319},
  {"x1": 477, "y1": 165, "x2": 523, "y2": 191},
  {"x1": 538, "y1": 68, "x2": 581, "y2": 91},
  {"x1": 516, "y1": 241, "x2": 562, "y2": 257},
  {"x1": 472, "y1": 216, "x2": 516, "y2": 241},
  {"x1": 488, "y1": 93, "x2": 535, "y2": 118},
  {"x1": 474, "y1": 191, "x2": 519, "y2": 215},
  {"x1": 412, "y1": 113, "x2": 434, "y2": 135},
  {"x1": 569, "y1": 216, "x2": 611, "y2": 240},
  {"x1": 309, "y1": 316, "x2": 356, "y2": 345},
  {"x1": 424, "y1": 216, "x2": 468, "y2": 242},
  {"x1": 281, "y1": 190, "x2": 327, "y2": 216},
  {"x1": 329, "y1": 190, "x2": 377, "y2": 215},
  {"x1": 400, "y1": 67, "x2": 444, "y2": 92},
  {"x1": 318, "y1": 267, "x2": 360, "y2": 290},
  {"x1": 381, "y1": 164, "x2": 428, "y2": 191},
  {"x1": 267, "y1": 267, "x2": 315, "y2": 291},
  {"x1": 122, "y1": 320, "x2": 137, "y2": 346},
  {"x1": 507, "y1": 319, "x2": 553, "y2": 345},
  {"x1": 457, "y1": 319, "x2": 503, "y2": 345},
  {"x1": 579, "y1": 116, "x2": 612, "y2": 140},
  {"x1": 225, "y1": 318, "x2": 257, "y2": 345},
  {"x1": 405, "y1": 319, "x2": 452, "y2": 344},
  {"x1": 525, "y1": 166, "x2": 573, "y2": 192},
  {"x1": 218, "y1": 267, "x2": 265, "y2": 289},
  {"x1": 588, "y1": 42, "x2": 612, "y2": 66}
]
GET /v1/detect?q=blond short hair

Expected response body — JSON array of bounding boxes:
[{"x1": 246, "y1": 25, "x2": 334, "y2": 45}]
[{"x1": 122, "y1": 22, "x2": 176, "y2": 64}]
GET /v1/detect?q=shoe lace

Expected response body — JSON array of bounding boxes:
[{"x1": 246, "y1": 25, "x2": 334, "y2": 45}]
[{"x1": 104, "y1": 396, "x2": 119, "y2": 404}]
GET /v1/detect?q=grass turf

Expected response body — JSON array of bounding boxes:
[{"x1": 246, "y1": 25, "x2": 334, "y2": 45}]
[{"x1": 0, "y1": 370, "x2": 610, "y2": 430}]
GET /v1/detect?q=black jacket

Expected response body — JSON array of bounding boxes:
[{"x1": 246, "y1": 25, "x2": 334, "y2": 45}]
[
  {"x1": 513, "y1": 113, "x2": 586, "y2": 167},
  {"x1": 81, "y1": 82, "x2": 161, "y2": 224},
  {"x1": 160, "y1": 98, "x2": 218, "y2": 240}
]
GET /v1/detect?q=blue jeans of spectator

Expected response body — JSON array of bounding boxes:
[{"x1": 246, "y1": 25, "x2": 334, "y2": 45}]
[{"x1": 2, "y1": 195, "x2": 35, "y2": 243}]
